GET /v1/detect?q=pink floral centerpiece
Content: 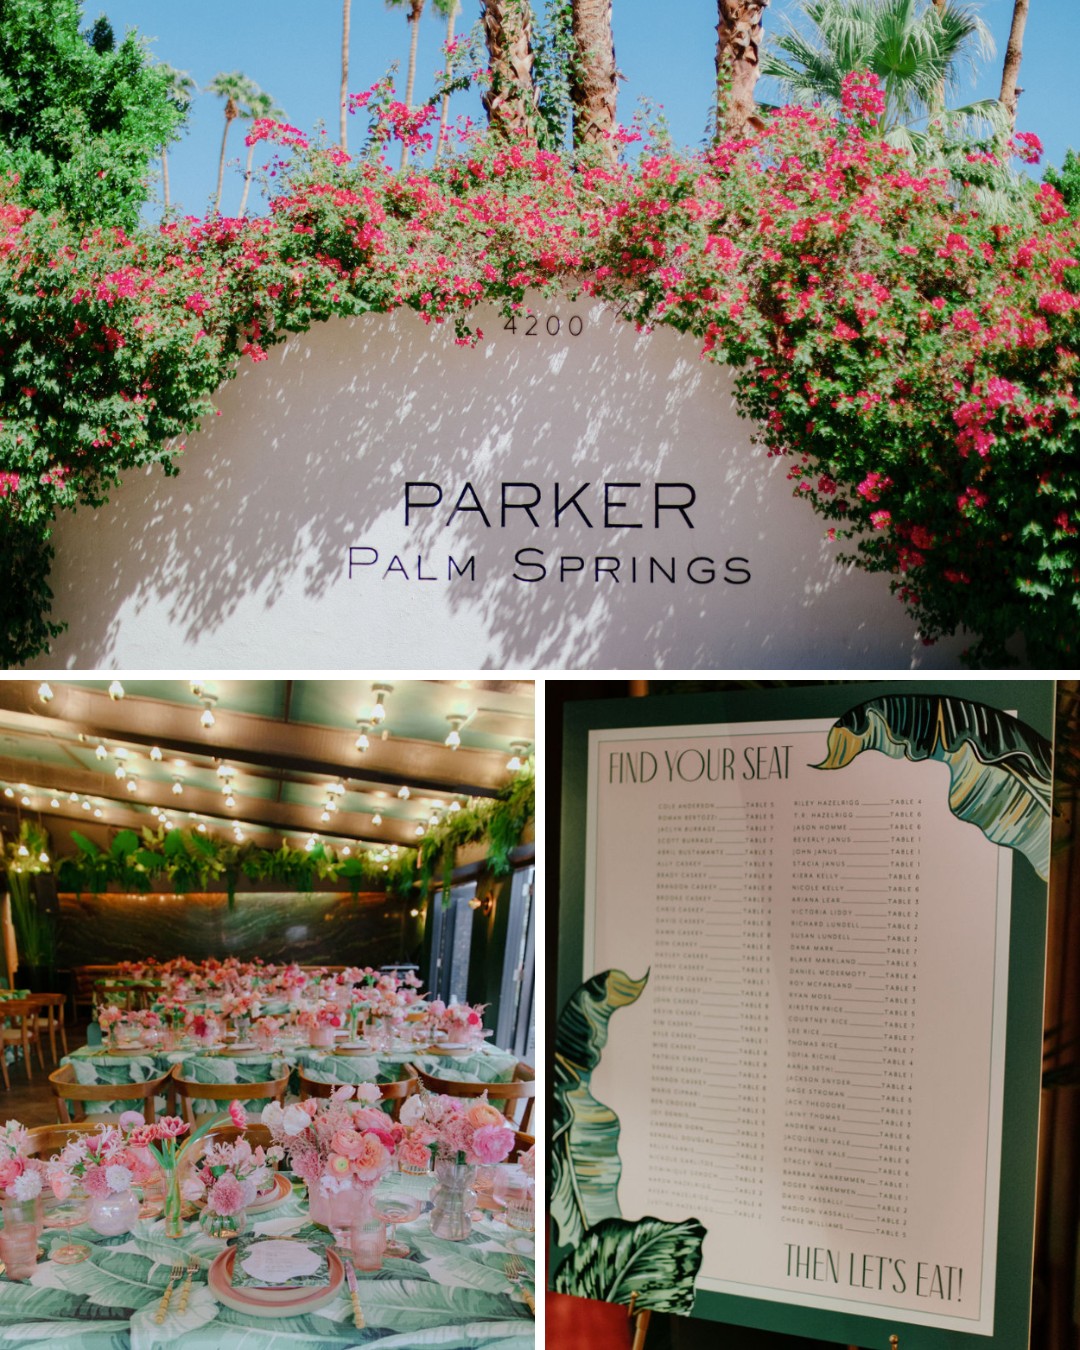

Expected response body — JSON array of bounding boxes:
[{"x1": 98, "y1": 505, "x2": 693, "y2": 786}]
[
  {"x1": 49, "y1": 1112, "x2": 158, "y2": 1236},
  {"x1": 397, "y1": 1093, "x2": 514, "y2": 1240},
  {"x1": 296, "y1": 1003, "x2": 342, "y2": 1048},
  {"x1": 188, "y1": 1117, "x2": 273, "y2": 1240},
  {"x1": 184, "y1": 1010, "x2": 223, "y2": 1045},
  {"x1": 261, "y1": 1085, "x2": 398, "y2": 1239}
]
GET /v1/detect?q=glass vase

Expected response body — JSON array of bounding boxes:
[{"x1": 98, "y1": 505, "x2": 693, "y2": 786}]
[
  {"x1": 309, "y1": 1179, "x2": 378, "y2": 1253},
  {"x1": 199, "y1": 1205, "x2": 247, "y2": 1242},
  {"x1": 429, "y1": 1160, "x2": 478, "y2": 1241},
  {"x1": 0, "y1": 1196, "x2": 42, "y2": 1280},
  {"x1": 87, "y1": 1188, "x2": 140, "y2": 1237},
  {"x1": 162, "y1": 1163, "x2": 185, "y2": 1239}
]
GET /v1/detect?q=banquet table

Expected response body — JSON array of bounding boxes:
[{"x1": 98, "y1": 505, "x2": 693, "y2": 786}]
[
  {"x1": 61, "y1": 1041, "x2": 520, "y2": 1115},
  {"x1": 0, "y1": 1169, "x2": 535, "y2": 1348}
]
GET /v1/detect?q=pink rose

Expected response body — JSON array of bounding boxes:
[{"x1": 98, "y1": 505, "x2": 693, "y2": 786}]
[
  {"x1": 470, "y1": 1124, "x2": 514, "y2": 1165},
  {"x1": 330, "y1": 1129, "x2": 365, "y2": 1160},
  {"x1": 0, "y1": 1158, "x2": 23, "y2": 1189},
  {"x1": 465, "y1": 1101, "x2": 504, "y2": 1130},
  {"x1": 399, "y1": 1138, "x2": 432, "y2": 1170},
  {"x1": 349, "y1": 1133, "x2": 389, "y2": 1182},
  {"x1": 350, "y1": 1107, "x2": 387, "y2": 1132}
]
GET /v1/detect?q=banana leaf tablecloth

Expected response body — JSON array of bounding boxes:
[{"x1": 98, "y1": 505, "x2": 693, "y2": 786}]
[
  {"x1": 0, "y1": 1170, "x2": 535, "y2": 1349},
  {"x1": 60, "y1": 1043, "x2": 520, "y2": 1116}
]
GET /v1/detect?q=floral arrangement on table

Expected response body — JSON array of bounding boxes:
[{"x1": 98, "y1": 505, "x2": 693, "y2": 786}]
[
  {"x1": 397, "y1": 1092, "x2": 515, "y2": 1170},
  {"x1": 296, "y1": 1004, "x2": 343, "y2": 1048},
  {"x1": 187, "y1": 1129, "x2": 274, "y2": 1238},
  {"x1": 260, "y1": 1084, "x2": 398, "y2": 1200},
  {"x1": 49, "y1": 1112, "x2": 158, "y2": 1203},
  {"x1": 252, "y1": 1015, "x2": 285, "y2": 1047},
  {"x1": 219, "y1": 990, "x2": 262, "y2": 1021},
  {"x1": 433, "y1": 999, "x2": 488, "y2": 1043},
  {"x1": 0, "y1": 1120, "x2": 47, "y2": 1205},
  {"x1": 184, "y1": 1010, "x2": 224, "y2": 1044}
]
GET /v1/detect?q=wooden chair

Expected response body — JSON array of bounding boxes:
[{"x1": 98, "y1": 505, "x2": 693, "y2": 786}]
[
  {"x1": 170, "y1": 1064, "x2": 289, "y2": 1128},
  {"x1": 414, "y1": 1062, "x2": 535, "y2": 1132},
  {"x1": 0, "y1": 998, "x2": 46, "y2": 1084},
  {"x1": 48, "y1": 1063, "x2": 173, "y2": 1125},
  {"x1": 26, "y1": 993, "x2": 68, "y2": 1065},
  {"x1": 298, "y1": 1064, "x2": 418, "y2": 1120},
  {"x1": 509, "y1": 1130, "x2": 534, "y2": 1164},
  {"x1": 24, "y1": 1121, "x2": 101, "y2": 1157}
]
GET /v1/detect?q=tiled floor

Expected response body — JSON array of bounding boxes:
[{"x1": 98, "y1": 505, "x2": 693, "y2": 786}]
[{"x1": 3, "y1": 1018, "x2": 90, "y2": 1126}]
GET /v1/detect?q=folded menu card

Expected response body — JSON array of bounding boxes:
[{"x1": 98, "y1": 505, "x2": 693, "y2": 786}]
[{"x1": 232, "y1": 1234, "x2": 330, "y2": 1289}]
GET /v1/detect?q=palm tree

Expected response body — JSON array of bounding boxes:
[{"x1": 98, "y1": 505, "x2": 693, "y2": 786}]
[
  {"x1": 207, "y1": 71, "x2": 256, "y2": 214},
  {"x1": 158, "y1": 64, "x2": 196, "y2": 211},
  {"x1": 570, "y1": 0, "x2": 618, "y2": 163},
  {"x1": 998, "y1": 0, "x2": 1029, "y2": 129},
  {"x1": 238, "y1": 87, "x2": 284, "y2": 217},
  {"x1": 761, "y1": 0, "x2": 1006, "y2": 150},
  {"x1": 481, "y1": 0, "x2": 541, "y2": 139},
  {"x1": 341, "y1": 0, "x2": 352, "y2": 149},
  {"x1": 435, "y1": 0, "x2": 460, "y2": 164},
  {"x1": 716, "y1": 0, "x2": 770, "y2": 138}
]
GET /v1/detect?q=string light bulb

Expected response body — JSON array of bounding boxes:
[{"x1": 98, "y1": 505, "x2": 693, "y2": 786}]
[
  {"x1": 2, "y1": 788, "x2": 12, "y2": 799},
  {"x1": 37, "y1": 683, "x2": 53, "y2": 703},
  {"x1": 94, "y1": 742, "x2": 108, "y2": 761},
  {"x1": 16, "y1": 844, "x2": 29, "y2": 858},
  {"x1": 445, "y1": 715, "x2": 464, "y2": 750},
  {"x1": 506, "y1": 741, "x2": 530, "y2": 773},
  {"x1": 108, "y1": 680, "x2": 125, "y2": 700},
  {"x1": 126, "y1": 778, "x2": 137, "y2": 793},
  {"x1": 149, "y1": 746, "x2": 163, "y2": 762},
  {"x1": 355, "y1": 721, "x2": 371, "y2": 752},
  {"x1": 199, "y1": 700, "x2": 216, "y2": 729},
  {"x1": 50, "y1": 797, "x2": 59, "y2": 809},
  {"x1": 171, "y1": 778, "x2": 184, "y2": 796},
  {"x1": 38, "y1": 851, "x2": 49, "y2": 865},
  {"x1": 397, "y1": 785, "x2": 410, "y2": 800},
  {"x1": 225, "y1": 793, "x2": 236, "y2": 809},
  {"x1": 371, "y1": 813, "x2": 382, "y2": 826}
]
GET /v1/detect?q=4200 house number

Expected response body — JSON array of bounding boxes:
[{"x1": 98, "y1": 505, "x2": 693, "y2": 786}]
[{"x1": 503, "y1": 312, "x2": 585, "y2": 337}]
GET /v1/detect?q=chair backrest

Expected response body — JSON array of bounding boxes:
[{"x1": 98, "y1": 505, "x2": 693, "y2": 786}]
[
  {"x1": 170, "y1": 1065, "x2": 290, "y2": 1125},
  {"x1": 297, "y1": 1064, "x2": 418, "y2": 1120},
  {"x1": 48, "y1": 1062, "x2": 173, "y2": 1124},
  {"x1": 413, "y1": 1064, "x2": 535, "y2": 1132},
  {"x1": 24, "y1": 1121, "x2": 101, "y2": 1156},
  {"x1": 509, "y1": 1130, "x2": 534, "y2": 1164}
]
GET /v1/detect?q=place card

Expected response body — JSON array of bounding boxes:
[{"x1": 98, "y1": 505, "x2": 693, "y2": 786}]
[{"x1": 232, "y1": 1235, "x2": 329, "y2": 1289}]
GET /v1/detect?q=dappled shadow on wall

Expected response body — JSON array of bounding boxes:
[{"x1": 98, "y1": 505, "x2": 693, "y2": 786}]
[{"x1": 37, "y1": 300, "x2": 969, "y2": 668}]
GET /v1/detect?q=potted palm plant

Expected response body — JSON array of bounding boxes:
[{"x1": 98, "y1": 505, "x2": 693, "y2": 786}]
[{"x1": 1, "y1": 823, "x2": 56, "y2": 992}]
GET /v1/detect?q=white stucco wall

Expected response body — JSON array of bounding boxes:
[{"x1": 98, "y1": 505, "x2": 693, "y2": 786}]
[{"x1": 37, "y1": 299, "x2": 967, "y2": 669}]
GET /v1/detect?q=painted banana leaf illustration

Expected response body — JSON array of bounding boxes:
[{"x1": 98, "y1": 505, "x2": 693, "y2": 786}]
[
  {"x1": 552, "y1": 1216, "x2": 707, "y2": 1315},
  {"x1": 813, "y1": 694, "x2": 1052, "y2": 880},
  {"x1": 551, "y1": 969, "x2": 649, "y2": 1248}
]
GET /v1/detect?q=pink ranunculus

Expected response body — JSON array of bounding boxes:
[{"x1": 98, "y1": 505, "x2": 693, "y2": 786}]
[
  {"x1": 349, "y1": 1133, "x2": 389, "y2": 1182},
  {"x1": 330, "y1": 1129, "x2": 365, "y2": 1160},
  {"x1": 470, "y1": 1124, "x2": 514, "y2": 1165},
  {"x1": 398, "y1": 1137, "x2": 433, "y2": 1170},
  {"x1": 464, "y1": 1101, "x2": 504, "y2": 1130}
]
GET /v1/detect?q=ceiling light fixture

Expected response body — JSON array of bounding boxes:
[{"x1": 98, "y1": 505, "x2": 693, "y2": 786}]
[
  {"x1": 50, "y1": 797, "x2": 59, "y2": 809},
  {"x1": 19, "y1": 794, "x2": 31, "y2": 807},
  {"x1": 371, "y1": 813, "x2": 382, "y2": 826},
  {"x1": 397, "y1": 785, "x2": 410, "y2": 801},
  {"x1": 370, "y1": 683, "x2": 393, "y2": 726},
  {"x1": 94, "y1": 742, "x2": 108, "y2": 761},
  {"x1": 171, "y1": 777, "x2": 184, "y2": 796},
  {"x1": 2, "y1": 788, "x2": 12, "y2": 800},
  {"x1": 225, "y1": 793, "x2": 236, "y2": 809},
  {"x1": 93, "y1": 807, "x2": 103, "y2": 818},
  {"x1": 81, "y1": 800, "x2": 91, "y2": 811},
  {"x1": 108, "y1": 680, "x2": 125, "y2": 701},
  {"x1": 506, "y1": 741, "x2": 531, "y2": 773},
  {"x1": 445, "y1": 715, "x2": 465, "y2": 750},
  {"x1": 149, "y1": 746, "x2": 163, "y2": 762},
  {"x1": 355, "y1": 720, "x2": 371, "y2": 752},
  {"x1": 199, "y1": 694, "x2": 217, "y2": 729},
  {"x1": 37, "y1": 683, "x2": 54, "y2": 703},
  {"x1": 126, "y1": 777, "x2": 137, "y2": 793},
  {"x1": 414, "y1": 824, "x2": 425, "y2": 837}
]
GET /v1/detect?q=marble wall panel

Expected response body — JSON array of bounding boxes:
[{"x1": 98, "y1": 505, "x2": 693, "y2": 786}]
[{"x1": 57, "y1": 890, "x2": 419, "y2": 967}]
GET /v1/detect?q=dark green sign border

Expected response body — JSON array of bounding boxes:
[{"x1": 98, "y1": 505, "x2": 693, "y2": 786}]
[{"x1": 555, "y1": 679, "x2": 1054, "y2": 1350}]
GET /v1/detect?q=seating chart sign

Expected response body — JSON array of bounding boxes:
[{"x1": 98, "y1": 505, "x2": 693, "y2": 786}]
[{"x1": 553, "y1": 683, "x2": 1054, "y2": 1349}]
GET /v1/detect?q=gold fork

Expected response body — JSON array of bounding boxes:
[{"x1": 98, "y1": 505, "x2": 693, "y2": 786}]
[
  {"x1": 155, "y1": 1261, "x2": 185, "y2": 1324},
  {"x1": 174, "y1": 1258, "x2": 198, "y2": 1314},
  {"x1": 504, "y1": 1256, "x2": 535, "y2": 1315}
]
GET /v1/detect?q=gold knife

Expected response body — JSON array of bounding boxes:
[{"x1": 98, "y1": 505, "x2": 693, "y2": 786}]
[{"x1": 345, "y1": 1257, "x2": 364, "y2": 1329}]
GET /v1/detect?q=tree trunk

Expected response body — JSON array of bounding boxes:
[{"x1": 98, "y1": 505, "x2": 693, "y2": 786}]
[
  {"x1": 435, "y1": 2, "x2": 458, "y2": 165},
  {"x1": 214, "y1": 97, "x2": 238, "y2": 214},
  {"x1": 570, "y1": 0, "x2": 618, "y2": 164},
  {"x1": 482, "y1": 0, "x2": 539, "y2": 140},
  {"x1": 401, "y1": 0, "x2": 426, "y2": 171},
  {"x1": 998, "y1": 0, "x2": 1030, "y2": 128},
  {"x1": 715, "y1": 0, "x2": 768, "y2": 139},
  {"x1": 162, "y1": 147, "x2": 170, "y2": 211},
  {"x1": 239, "y1": 141, "x2": 256, "y2": 216},
  {"x1": 341, "y1": 0, "x2": 351, "y2": 150}
]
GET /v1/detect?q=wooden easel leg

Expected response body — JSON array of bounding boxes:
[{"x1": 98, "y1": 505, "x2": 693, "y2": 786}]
[{"x1": 630, "y1": 1310, "x2": 652, "y2": 1350}]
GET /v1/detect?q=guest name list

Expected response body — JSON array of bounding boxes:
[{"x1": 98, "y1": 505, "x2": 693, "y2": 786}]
[{"x1": 585, "y1": 719, "x2": 1010, "y2": 1335}]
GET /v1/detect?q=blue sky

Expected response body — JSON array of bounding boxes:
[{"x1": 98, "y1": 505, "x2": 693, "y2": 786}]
[{"x1": 96, "y1": 0, "x2": 1080, "y2": 218}]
